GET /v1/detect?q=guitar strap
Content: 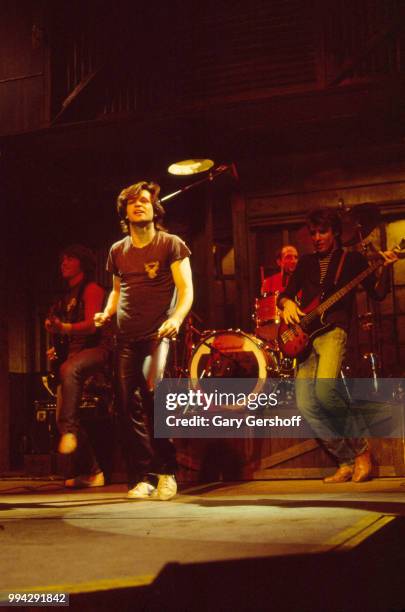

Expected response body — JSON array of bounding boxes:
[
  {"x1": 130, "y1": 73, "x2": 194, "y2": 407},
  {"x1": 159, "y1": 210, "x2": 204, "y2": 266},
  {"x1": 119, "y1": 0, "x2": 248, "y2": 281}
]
[{"x1": 333, "y1": 250, "x2": 347, "y2": 286}]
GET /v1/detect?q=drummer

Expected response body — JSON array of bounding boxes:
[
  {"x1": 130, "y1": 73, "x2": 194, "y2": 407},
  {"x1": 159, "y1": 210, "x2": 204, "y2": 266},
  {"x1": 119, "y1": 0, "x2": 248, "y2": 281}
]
[{"x1": 261, "y1": 245, "x2": 298, "y2": 295}]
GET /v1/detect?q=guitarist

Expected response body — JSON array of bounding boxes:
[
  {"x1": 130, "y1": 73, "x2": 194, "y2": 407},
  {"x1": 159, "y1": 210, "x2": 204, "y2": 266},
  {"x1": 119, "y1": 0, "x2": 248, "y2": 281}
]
[
  {"x1": 278, "y1": 208, "x2": 397, "y2": 483},
  {"x1": 45, "y1": 244, "x2": 110, "y2": 488}
]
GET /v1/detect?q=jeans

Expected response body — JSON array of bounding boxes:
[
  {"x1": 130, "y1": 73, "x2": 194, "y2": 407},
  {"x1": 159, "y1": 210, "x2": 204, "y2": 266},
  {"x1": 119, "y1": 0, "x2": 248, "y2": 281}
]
[
  {"x1": 116, "y1": 337, "x2": 177, "y2": 486},
  {"x1": 296, "y1": 327, "x2": 368, "y2": 466},
  {"x1": 57, "y1": 346, "x2": 110, "y2": 475}
]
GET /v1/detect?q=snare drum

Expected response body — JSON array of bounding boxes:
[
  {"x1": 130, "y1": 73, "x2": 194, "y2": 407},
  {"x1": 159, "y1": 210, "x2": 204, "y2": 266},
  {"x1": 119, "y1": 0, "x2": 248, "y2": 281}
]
[
  {"x1": 189, "y1": 329, "x2": 278, "y2": 395},
  {"x1": 254, "y1": 292, "x2": 280, "y2": 343}
]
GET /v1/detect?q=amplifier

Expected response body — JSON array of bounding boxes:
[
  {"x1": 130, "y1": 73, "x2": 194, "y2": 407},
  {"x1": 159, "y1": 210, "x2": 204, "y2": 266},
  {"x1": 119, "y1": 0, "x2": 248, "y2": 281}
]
[
  {"x1": 32, "y1": 400, "x2": 58, "y2": 453},
  {"x1": 31, "y1": 395, "x2": 111, "y2": 454},
  {"x1": 79, "y1": 394, "x2": 110, "y2": 417},
  {"x1": 29, "y1": 397, "x2": 114, "y2": 479}
]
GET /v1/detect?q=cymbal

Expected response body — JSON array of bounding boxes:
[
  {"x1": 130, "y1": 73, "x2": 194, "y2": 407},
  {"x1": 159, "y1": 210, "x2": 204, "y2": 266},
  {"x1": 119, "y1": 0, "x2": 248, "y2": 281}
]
[
  {"x1": 340, "y1": 204, "x2": 382, "y2": 246},
  {"x1": 168, "y1": 158, "x2": 214, "y2": 176}
]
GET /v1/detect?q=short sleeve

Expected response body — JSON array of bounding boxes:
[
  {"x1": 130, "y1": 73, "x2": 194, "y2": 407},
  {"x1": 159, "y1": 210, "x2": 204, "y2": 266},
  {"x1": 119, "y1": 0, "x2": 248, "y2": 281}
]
[
  {"x1": 106, "y1": 247, "x2": 118, "y2": 276},
  {"x1": 83, "y1": 282, "x2": 105, "y2": 312},
  {"x1": 168, "y1": 235, "x2": 191, "y2": 265}
]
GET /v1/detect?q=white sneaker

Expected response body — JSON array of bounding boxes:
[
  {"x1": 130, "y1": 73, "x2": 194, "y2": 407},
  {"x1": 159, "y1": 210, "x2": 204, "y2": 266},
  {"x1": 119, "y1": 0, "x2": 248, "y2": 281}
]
[
  {"x1": 65, "y1": 472, "x2": 105, "y2": 488},
  {"x1": 151, "y1": 474, "x2": 177, "y2": 501},
  {"x1": 127, "y1": 481, "x2": 156, "y2": 499}
]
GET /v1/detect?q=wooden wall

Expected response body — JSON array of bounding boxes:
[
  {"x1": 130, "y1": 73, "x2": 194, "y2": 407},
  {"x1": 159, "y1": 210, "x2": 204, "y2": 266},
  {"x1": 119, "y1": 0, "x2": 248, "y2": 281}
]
[{"x1": 0, "y1": 0, "x2": 49, "y2": 135}]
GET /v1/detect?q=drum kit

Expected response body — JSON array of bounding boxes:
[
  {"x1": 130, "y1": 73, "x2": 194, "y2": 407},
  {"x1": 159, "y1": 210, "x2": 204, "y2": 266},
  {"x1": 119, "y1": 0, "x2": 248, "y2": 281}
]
[{"x1": 175, "y1": 294, "x2": 295, "y2": 399}]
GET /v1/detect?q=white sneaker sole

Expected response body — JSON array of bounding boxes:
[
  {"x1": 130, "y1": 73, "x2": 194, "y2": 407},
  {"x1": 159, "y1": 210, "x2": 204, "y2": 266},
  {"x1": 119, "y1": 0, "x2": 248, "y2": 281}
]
[{"x1": 127, "y1": 484, "x2": 156, "y2": 500}]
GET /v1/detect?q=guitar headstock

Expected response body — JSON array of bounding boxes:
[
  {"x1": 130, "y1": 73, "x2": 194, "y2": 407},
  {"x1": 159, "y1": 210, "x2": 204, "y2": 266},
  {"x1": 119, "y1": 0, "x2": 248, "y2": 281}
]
[{"x1": 365, "y1": 238, "x2": 405, "y2": 262}]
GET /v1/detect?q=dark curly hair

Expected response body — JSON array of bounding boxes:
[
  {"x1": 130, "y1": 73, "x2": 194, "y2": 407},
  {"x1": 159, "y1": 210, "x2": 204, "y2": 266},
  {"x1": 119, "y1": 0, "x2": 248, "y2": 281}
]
[
  {"x1": 59, "y1": 244, "x2": 96, "y2": 281},
  {"x1": 116, "y1": 181, "x2": 166, "y2": 233},
  {"x1": 306, "y1": 207, "x2": 342, "y2": 240}
]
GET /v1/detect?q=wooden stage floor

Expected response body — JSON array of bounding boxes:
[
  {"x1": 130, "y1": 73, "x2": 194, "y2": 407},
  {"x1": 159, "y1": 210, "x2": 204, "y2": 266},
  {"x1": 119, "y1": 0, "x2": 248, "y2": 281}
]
[{"x1": 1, "y1": 477, "x2": 405, "y2": 610}]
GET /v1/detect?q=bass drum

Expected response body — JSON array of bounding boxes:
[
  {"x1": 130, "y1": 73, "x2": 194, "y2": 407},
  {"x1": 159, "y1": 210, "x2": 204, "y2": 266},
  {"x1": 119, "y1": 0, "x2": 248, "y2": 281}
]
[{"x1": 189, "y1": 330, "x2": 278, "y2": 395}]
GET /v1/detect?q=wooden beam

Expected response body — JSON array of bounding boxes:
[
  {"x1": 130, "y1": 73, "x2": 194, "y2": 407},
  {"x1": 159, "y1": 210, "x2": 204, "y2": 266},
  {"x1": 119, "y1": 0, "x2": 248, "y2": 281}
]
[
  {"x1": 231, "y1": 185, "x2": 252, "y2": 329},
  {"x1": 52, "y1": 68, "x2": 100, "y2": 125},
  {"x1": 256, "y1": 439, "x2": 319, "y2": 470}
]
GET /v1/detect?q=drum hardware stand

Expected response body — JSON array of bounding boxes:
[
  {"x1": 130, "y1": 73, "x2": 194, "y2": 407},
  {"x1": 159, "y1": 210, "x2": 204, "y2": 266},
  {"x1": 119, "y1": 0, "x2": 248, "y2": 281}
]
[
  {"x1": 341, "y1": 216, "x2": 383, "y2": 382},
  {"x1": 197, "y1": 343, "x2": 247, "y2": 379},
  {"x1": 185, "y1": 320, "x2": 250, "y2": 380},
  {"x1": 167, "y1": 312, "x2": 205, "y2": 378},
  {"x1": 340, "y1": 367, "x2": 352, "y2": 403},
  {"x1": 363, "y1": 352, "x2": 379, "y2": 393},
  {"x1": 339, "y1": 203, "x2": 385, "y2": 379},
  {"x1": 360, "y1": 237, "x2": 382, "y2": 387},
  {"x1": 183, "y1": 314, "x2": 208, "y2": 377}
]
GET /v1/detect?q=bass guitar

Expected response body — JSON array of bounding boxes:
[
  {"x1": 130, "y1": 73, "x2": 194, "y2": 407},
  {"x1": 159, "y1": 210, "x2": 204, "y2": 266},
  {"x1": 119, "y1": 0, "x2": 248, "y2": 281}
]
[{"x1": 278, "y1": 243, "x2": 403, "y2": 360}]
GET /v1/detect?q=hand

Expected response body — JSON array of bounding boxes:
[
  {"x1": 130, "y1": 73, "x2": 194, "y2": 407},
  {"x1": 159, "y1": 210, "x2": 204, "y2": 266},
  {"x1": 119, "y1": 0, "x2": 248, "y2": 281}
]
[
  {"x1": 94, "y1": 312, "x2": 111, "y2": 327},
  {"x1": 46, "y1": 346, "x2": 57, "y2": 361},
  {"x1": 45, "y1": 317, "x2": 64, "y2": 334},
  {"x1": 281, "y1": 299, "x2": 304, "y2": 325},
  {"x1": 157, "y1": 317, "x2": 181, "y2": 338},
  {"x1": 379, "y1": 250, "x2": 399, "y2": 266}
]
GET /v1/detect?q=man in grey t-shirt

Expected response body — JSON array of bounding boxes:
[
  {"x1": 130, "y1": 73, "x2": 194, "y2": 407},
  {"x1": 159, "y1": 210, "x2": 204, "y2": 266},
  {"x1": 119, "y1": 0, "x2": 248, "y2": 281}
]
[{"x1": 95, "y1": 180, "x2": 193, "y2": 500}]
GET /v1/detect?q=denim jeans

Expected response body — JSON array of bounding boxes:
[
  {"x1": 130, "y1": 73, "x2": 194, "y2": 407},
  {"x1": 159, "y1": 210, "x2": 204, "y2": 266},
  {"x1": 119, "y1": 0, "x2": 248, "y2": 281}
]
[
  {"x1": 116, "y1": 337, "x2": 177, "y2": 486},
  {"x1": 57, "y1": 346, "x2": 110, "y2": 475},
  {"x1": 296, "y1": 327, "x2": 368, "y2": 466}
]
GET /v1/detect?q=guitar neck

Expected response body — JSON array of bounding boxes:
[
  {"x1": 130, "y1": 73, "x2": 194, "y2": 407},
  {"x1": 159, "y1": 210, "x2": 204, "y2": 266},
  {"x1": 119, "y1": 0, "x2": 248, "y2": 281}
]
[{"x1": 302, "y1": 259, "x2": 381, "y2": 326}]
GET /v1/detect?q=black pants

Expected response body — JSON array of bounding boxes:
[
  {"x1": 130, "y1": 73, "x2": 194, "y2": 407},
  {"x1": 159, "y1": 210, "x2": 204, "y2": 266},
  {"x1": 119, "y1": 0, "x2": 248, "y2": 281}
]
[{"x1": 117, "y1": 337, "x2": 177, "y2": 486}]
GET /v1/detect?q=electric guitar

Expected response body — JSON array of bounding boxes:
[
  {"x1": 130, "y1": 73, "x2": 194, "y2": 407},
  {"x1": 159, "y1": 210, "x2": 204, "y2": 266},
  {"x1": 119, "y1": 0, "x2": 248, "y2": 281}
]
[
  {"x1": 46, "y1": 311, "x2": 69, "y2": 374},
  {"x1": 278, "y1": 242, "x2": 404, "y2": 360}
]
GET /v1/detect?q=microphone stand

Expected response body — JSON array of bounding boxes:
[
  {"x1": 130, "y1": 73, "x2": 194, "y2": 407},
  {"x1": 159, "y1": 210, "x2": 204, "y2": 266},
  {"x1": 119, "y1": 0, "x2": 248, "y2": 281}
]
[{"x1": 161, "y1": 164, "x2": 235, "y2": 203}]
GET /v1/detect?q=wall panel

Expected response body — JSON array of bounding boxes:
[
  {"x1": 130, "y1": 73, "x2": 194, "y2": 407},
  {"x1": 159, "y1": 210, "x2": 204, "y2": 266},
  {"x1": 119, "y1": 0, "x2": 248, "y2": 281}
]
[{"x1": 0, "y1": 0, "x2": 49, "y2": 135}]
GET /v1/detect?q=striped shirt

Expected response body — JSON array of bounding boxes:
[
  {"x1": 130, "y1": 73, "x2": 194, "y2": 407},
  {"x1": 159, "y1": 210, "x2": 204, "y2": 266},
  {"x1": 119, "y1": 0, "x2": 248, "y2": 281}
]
[{"x1": 319, "y1": 252, "x2": 334, "y2": 285}]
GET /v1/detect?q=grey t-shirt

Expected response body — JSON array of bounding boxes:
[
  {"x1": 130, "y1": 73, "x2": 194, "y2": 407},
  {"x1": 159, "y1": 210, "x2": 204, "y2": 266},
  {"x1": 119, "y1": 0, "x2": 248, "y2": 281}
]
[{"x1": 107, "y1": 231, "x2": 191, "y2": 341}]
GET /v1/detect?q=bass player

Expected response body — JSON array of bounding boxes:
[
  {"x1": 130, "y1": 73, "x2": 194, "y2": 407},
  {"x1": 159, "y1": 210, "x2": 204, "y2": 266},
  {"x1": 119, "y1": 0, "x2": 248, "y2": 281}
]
[{"x1": 278, "y1": 208, "x2": 397, "y2": 483}]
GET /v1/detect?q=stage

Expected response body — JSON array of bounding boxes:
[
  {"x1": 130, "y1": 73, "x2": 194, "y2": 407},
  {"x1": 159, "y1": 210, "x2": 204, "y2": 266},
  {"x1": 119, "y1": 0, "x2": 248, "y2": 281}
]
[{"x1": 1, "y1": 477, "x2": 405, "y2": 610}]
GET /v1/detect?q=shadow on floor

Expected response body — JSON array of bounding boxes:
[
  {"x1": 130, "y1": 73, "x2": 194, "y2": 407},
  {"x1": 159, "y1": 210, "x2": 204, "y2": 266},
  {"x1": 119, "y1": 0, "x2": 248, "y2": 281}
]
[{"x1": 71, "y1": 517, "x2": 405, "y2": 611}]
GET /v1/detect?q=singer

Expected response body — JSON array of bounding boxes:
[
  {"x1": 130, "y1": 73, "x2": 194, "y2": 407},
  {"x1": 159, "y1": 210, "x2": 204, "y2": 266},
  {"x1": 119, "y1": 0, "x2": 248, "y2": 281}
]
[{"x1": 94, "y1": 181, "x2": 193, "y2": 500}]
